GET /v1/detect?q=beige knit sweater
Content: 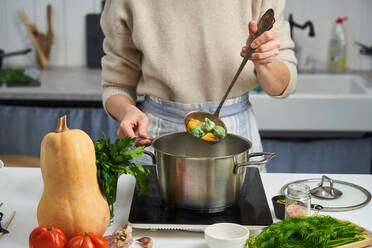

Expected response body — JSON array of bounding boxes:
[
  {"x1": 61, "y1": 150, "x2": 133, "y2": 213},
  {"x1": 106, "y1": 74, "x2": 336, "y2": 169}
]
[{"x1": 101, "y1": 0, "x2": 297, "y2": 107}]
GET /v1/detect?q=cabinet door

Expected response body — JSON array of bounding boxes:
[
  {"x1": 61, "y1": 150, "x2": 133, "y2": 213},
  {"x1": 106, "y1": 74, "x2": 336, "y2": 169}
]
[
  {"x1": 0, "y1": 105, "x2": 118, "y2": 156},
  {"x1": 263, "y1": 138, "x2": 372, "y2": 174}
]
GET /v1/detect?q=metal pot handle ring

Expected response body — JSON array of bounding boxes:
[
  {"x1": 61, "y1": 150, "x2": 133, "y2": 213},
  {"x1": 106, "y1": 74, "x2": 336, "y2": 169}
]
[
  {"x1": 233, "y1": 152, "x2": 275, "y2": 174},
  {"x1": 143, "y1": 150, "x2": 156, "y2": 165}
]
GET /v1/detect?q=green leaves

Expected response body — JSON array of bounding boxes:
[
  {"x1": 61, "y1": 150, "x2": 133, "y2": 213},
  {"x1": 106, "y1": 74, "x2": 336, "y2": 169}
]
[
  {"x1": 245, "y1": 216, "x2": 366, "y2": 248},
  {"x1": 94, "y1": 134, "x2": 151, "y2": 216},
  {"x1": 0, "y1": 68, "x2": 35, "y2": 86}
]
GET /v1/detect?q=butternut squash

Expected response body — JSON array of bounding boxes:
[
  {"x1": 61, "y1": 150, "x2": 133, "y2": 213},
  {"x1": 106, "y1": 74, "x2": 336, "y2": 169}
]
[{"x1": 37, "y1": 115, "x2": 110, "y2": 239}]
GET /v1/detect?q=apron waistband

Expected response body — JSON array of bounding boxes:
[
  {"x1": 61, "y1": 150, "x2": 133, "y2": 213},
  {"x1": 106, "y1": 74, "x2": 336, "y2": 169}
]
[{"x1": 142, "y1": 94, "x2": 251, "y2": 124}]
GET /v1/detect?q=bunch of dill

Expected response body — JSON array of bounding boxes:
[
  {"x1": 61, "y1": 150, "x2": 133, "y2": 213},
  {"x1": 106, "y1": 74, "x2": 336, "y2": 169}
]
[{"x1": 246, "y1": 216, "x2": 366, "y2": 248}]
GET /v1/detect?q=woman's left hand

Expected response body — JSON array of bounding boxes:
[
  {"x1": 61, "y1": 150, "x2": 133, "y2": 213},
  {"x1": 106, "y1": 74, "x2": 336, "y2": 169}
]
[{"x1": 240, "y1": 20, "x2": 280, "y2": 65}]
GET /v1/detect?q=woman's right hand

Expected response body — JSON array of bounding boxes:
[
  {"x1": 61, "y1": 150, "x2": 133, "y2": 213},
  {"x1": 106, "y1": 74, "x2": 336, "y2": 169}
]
[
  {"x1": 117, "y1": 104, "x2": 152, "y2": 146},
  {"x1": 106, "y1": 94, "x2": 152, "y2": 146}
]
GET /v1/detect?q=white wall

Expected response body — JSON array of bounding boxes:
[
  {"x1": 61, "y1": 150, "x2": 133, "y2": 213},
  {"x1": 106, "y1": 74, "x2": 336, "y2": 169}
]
[
  {"x1": 1, "y1": 0, "x2": 372, "y2": 70},
  {"x1": 1, "y1": 0, "x2": 102, "y2": 67},
  {"x1": 284, "y1": 0, "x2": 372, "y2": 72}
]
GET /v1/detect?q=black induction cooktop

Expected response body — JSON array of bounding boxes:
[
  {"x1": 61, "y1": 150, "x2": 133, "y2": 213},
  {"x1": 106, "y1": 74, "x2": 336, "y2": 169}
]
[{"x1": 128, "y1": 166, "x2": 273, "y2": 229}]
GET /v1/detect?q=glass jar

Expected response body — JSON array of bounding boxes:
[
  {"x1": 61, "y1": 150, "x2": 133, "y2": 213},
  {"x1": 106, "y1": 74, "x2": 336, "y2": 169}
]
[{"x1": 285, "y1": 183, "x2": 311, "y2": 218}]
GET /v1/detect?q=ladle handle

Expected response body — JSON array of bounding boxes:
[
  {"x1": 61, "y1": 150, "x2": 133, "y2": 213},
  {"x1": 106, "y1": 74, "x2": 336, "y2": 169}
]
[{"x1": 214, "y1": 9, "x2": 275, "y2": 117}]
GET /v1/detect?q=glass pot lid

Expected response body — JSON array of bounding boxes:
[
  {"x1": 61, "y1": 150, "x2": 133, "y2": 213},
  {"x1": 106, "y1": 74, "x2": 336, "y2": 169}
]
[{"x1": 280, "y1": 175, "x2": 371, "y2": 212}]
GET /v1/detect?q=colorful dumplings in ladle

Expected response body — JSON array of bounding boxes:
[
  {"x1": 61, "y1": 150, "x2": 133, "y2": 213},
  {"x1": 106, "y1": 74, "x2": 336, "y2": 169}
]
[{"x1": 187, "y1": 118, "x2": 226, "y2": 141}]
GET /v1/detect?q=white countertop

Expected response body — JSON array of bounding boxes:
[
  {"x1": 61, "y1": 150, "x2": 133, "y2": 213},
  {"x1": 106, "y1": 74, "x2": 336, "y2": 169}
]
[
  {"x1": 0, "y1": 167, "x2": 371, "y2": 248},
  {"x1": 0, "y1": 67, "x2": 371, "y2": 103}
]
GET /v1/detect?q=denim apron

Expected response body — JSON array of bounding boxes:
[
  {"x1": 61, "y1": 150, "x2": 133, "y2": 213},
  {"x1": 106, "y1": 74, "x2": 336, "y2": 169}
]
[{"x1": 141, "y1": 92, "x2": 266, "y2": 172}]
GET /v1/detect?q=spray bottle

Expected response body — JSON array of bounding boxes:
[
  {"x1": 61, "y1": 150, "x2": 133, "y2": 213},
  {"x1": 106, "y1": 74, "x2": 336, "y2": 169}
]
[{"x1": 327, "y1": 17, "x2": 348, "y2": 73}]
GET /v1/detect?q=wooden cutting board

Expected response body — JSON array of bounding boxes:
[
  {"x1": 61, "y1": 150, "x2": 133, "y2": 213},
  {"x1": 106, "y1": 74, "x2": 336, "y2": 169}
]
[{"x1": 337, "y1": 221, "x2": 372, "y2": 248}]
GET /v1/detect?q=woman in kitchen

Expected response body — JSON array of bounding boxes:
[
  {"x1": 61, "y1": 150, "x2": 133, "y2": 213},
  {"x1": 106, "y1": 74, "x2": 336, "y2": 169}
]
[{"x1": 100, "y1": 0, "x2": 297, "y2": 172}]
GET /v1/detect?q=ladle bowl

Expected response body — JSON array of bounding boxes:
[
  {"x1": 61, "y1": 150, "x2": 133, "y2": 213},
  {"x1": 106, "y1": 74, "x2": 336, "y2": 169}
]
[
  {"x1": 184, "y1": 8, "x2": 275, "y2": 143},
  {"x1": 184, "y1": 111, "x2": 227, "y2": 144}
]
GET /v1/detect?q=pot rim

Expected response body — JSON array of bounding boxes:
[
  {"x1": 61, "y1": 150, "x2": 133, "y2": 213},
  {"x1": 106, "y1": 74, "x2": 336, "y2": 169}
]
[{"x1": 151, "y1": 131, "x2": 253, "y2": 160}]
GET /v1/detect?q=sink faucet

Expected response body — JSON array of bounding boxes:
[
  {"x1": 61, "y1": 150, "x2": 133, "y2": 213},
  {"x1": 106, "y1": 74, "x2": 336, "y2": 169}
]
[
  {"x1": 288, "y1": 14, "x2": 315, "y2": 39},
  {"x1": 355, "y1": 42, "x2": 372, "y2": 56}
]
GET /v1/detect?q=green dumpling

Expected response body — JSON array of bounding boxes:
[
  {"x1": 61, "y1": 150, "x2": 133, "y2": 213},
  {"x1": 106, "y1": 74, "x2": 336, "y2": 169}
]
[
  {"x1": 203, "y1": 118, "x2": 216, "y2": 132},
  {"x1": 212, "y1": 125, "x2": 226, "y2": 138},
  {"x1": 191, "y1": 125, "x2": 205, "y2": 138}
]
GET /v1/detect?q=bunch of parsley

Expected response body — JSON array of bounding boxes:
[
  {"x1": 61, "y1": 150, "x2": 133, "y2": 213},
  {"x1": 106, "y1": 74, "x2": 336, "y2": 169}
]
[
  {"x1": 0, "y1": 68, "x2": 35, "y2": 86},
  {"x1": 245, "y1": 216, "x2": 366, "y2": 248},
  {"x1": 94, "y1": 134, "x2": 151, "y2": 217}
]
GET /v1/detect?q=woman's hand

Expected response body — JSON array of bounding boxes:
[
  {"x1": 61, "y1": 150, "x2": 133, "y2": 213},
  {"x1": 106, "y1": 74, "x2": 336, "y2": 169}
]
[
  {"x1": 106, "y1": 94, "x2": 152, "y2": 146},
  {"x1": 240, "y1": 20, "x2": 280, "y2": 64},
  {"x1": 117, "y1": 104, "x2": 152, "y2": 146},
  {"x1": 239, "y1": 20, "x2": 290, "y2": 96}
]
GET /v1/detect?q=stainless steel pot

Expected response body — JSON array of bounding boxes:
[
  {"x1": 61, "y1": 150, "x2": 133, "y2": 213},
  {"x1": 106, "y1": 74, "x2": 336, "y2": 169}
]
[{"x1": 144, "y1": 132, "x2": 274, "y2": 213}]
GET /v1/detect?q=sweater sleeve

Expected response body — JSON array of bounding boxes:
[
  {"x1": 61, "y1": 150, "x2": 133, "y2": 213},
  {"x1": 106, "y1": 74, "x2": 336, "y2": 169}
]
[
  {"x1": 263, "y1": 0, "x2": 298, "y2": 98},
  {"x1": 100, "y1": 0, "x2": 142, "y2": 109}
]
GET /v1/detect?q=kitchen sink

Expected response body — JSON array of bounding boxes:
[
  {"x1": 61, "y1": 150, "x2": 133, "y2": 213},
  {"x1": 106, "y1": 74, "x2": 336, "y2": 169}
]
[
  {"x1": 250, "y1": 74, "x2": 372, "y2": 133},
  {"x1": 293, "y1": 74, "x2": 371, "y2": 95}
]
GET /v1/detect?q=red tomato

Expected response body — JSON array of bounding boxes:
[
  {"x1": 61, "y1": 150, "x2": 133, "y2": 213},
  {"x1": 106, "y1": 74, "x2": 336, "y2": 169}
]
[
  {"x1": 66, "y1": 232, "x2": 108, "y2": 248},
  {"x1": 29, "y1": 225, "x2": 68, "y2": 248}
]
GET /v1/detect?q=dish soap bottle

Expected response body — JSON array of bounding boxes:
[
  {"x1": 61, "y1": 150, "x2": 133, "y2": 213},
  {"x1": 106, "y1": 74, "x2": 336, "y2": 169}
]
[{"x1": 327, "y1": 17, "x2": 348, "y2": 73}]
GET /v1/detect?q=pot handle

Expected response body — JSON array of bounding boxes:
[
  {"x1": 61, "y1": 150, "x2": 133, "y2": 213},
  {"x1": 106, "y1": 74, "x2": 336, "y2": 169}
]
[
  {"x1": 143, "y1": 150, "x2": 156, "y2": 165},
  {"x1": 233, "y1": 152, "x2": 275, "y2": 174}
]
